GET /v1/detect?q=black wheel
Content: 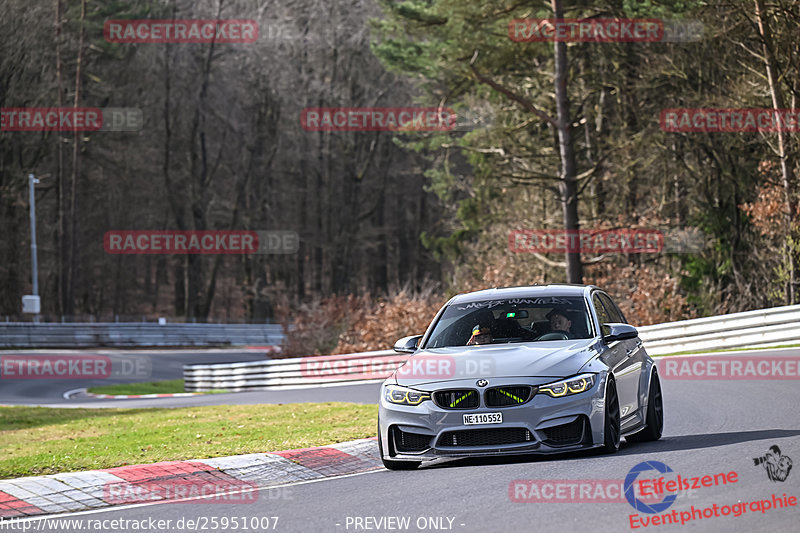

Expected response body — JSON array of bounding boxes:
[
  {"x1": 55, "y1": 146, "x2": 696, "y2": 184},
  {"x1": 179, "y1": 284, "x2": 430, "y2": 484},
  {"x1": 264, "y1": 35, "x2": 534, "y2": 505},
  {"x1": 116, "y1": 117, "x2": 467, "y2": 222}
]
[
  {"x1": 626, "y1": 369, "x2": 663, "y2": 443},
  {"x1": 378, "y1": 424, "x2": 421, "y2": 470},
  {"x1": 600, "y1": 377, "x2": 620, "y2": 454}
]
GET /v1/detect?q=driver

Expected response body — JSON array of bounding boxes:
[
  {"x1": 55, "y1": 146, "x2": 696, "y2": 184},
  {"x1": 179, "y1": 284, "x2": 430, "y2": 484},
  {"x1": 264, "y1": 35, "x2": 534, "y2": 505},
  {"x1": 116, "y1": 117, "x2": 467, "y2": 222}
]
[
  {"x1": 466, "y1": 324, "x2": 493, "y2": 346},
  {"x1": 546, "y1": 308, "x2": 574, "y2": 337}
]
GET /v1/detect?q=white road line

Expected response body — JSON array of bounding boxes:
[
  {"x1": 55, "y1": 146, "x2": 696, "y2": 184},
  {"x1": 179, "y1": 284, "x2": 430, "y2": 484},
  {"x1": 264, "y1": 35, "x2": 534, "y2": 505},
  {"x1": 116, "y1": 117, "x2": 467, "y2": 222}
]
[{"x1": 62, "y1": 388, "x2": 86, "y2": 400}]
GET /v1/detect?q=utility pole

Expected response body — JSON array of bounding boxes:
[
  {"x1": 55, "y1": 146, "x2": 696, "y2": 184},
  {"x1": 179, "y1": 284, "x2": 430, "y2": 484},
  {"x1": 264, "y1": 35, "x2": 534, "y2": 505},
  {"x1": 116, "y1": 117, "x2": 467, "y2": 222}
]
[{"x1": 23, "y1": 174, "x2": 41, "y2": 322}]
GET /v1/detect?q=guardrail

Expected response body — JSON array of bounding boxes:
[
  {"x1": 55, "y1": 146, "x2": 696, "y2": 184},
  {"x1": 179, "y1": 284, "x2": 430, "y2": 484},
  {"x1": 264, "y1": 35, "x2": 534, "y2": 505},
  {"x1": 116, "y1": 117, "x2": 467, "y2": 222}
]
[
  {"x1": 0, "y1": 322, "x2": 284, "y2": 348},
  {"x1": 184, "y1": 304, "x2": 800, "y2": 391},
  {"x1": 636, "y1": 303, "x2": 800, "y2": 355},
  {"x1": 184, "y1": 350, "x2": 402, "y2": 391}
]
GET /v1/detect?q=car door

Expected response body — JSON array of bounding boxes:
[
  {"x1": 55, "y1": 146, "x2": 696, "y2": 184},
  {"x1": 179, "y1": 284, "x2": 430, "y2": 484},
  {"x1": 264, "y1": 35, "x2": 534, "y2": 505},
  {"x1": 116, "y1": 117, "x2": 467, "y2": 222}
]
[{"x1": 592, "y1": 292, "x2": 642, "y2": 429}]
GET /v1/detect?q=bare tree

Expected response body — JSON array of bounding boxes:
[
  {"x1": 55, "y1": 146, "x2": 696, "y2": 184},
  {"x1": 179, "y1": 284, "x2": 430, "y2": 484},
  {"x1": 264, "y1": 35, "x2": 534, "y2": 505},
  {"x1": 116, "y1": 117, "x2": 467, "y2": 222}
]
[{"x1": 754, "y1": 0, "x2": 798, "y2": 304}]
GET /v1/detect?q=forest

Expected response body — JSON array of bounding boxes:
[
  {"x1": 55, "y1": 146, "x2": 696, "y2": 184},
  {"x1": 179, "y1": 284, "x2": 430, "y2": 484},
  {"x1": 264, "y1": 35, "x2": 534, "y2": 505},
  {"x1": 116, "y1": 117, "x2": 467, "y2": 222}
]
[{"x1": 1, "y1": 0, "x2": 798, "y2": 354}]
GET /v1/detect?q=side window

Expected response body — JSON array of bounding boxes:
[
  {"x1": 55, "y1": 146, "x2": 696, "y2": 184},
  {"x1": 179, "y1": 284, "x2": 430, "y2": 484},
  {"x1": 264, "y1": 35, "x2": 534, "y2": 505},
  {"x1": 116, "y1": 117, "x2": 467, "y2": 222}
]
[
  {"x1": 592, "y1": 294, "x2": 612, "y2": 336},
  {"x1": 598, "y1": 293, "x2": 625, "y2": 324}
]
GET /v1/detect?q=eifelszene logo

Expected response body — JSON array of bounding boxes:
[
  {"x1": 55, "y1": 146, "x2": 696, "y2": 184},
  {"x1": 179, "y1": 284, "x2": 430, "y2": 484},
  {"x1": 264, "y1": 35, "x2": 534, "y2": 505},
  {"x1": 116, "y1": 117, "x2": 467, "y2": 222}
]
[{"x1": 625, "y1": 461, "x2": 678, "y2": 514}]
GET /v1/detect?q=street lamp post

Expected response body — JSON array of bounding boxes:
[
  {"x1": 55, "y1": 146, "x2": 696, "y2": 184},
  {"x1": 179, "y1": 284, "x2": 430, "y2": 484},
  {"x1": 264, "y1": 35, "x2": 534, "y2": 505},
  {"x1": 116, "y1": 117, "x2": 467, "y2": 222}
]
[{"x1": 26, "y1": 174, "x2": 41, "y2": 323}]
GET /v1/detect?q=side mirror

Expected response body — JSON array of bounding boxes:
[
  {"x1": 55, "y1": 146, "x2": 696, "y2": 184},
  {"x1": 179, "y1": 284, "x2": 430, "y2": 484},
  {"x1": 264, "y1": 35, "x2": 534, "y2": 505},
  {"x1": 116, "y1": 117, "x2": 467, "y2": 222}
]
[
  {"x1": 394, "y1": 335, "x2": 422, "y2": 354},
  {"x1": 602, "y1": 323, "x2": 638, "y2": 343}
]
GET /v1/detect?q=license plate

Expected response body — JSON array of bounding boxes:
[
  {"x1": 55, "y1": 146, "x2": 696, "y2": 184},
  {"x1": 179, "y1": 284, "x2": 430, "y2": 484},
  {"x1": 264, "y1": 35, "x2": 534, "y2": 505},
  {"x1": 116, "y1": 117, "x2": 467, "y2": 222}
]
[{"x1": 463, "y1": 412, "x2": 503, "y2": 425}]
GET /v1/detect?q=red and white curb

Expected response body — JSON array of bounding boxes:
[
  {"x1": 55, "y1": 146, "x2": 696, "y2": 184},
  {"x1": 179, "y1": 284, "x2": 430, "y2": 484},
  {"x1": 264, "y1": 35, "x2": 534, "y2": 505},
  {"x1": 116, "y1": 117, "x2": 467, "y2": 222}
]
[{"x1": 0, "y1": 437, "x2": 380, "y2": 519}]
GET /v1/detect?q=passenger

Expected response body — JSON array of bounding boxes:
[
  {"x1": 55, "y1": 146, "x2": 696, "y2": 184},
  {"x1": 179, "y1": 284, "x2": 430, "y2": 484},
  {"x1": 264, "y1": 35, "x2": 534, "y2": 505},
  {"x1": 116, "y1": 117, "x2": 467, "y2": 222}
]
[{"x1": 466, "y1": 324, "x2": 493, "y2": 346}]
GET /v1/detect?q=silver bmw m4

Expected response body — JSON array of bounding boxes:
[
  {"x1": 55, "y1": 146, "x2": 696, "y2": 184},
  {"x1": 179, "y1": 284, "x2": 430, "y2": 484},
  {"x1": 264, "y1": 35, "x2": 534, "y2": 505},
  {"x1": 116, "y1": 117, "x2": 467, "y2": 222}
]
[{"x1": 378, "y1": 285, "x2": 663, "y2": 470}]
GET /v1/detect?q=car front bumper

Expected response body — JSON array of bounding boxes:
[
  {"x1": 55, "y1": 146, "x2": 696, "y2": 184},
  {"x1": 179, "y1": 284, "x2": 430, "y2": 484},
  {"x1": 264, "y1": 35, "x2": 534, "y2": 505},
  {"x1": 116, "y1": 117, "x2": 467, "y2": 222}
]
[{"x1": 378, "y1": 374, "x2": 610, "y2": 462}]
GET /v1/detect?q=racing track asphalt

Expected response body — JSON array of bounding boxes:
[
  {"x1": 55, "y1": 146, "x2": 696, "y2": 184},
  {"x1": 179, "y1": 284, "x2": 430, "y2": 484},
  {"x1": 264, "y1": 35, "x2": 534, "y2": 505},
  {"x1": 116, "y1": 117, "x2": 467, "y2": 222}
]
[{"x1": 6, "y1": 347, "x2": 800, "y2": 532}]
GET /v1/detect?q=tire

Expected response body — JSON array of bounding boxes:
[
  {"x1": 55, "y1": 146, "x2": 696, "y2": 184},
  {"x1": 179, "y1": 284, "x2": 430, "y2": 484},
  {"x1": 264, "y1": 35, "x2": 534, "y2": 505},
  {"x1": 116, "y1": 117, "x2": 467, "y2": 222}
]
[
  {"x1": 378, "y1": 424, "x2": 421, "y2": 470},
  {"x1": 626, "y1": 369, "x2": 663, "y2": 443},
  {"x1": 600, "y1": 377, "x2": 621, "y2": 454}
]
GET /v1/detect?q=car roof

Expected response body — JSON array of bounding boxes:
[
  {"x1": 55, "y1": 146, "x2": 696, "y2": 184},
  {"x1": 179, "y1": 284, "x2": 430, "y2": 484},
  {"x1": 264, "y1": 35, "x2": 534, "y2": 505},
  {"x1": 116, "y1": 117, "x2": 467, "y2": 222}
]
[{"x1": 448, "y1": 284, "x2": 599, "y2": 305}]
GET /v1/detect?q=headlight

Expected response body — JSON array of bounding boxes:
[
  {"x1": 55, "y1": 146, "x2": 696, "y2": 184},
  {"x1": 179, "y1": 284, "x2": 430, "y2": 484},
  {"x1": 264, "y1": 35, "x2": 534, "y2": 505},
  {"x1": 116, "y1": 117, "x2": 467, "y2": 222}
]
[
  {"x1": 539, "y1": 374, "x2": 596, "y2": 398},
  {"x1": 384, "y1": 384, "x2": 431, "y2": 405}
]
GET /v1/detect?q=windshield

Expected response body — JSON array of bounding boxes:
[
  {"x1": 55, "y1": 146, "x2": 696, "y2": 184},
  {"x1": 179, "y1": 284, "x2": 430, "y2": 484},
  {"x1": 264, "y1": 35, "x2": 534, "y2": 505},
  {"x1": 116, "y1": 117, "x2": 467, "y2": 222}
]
[{"x1": 423, "y1": 296, "x2": 594, "y2": 348}]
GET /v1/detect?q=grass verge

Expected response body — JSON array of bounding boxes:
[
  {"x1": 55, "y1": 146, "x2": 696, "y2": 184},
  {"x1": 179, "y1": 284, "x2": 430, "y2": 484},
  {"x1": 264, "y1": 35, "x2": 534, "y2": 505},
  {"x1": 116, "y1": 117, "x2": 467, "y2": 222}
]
[
  {"x1": 0, "y1": 403, "x2": 377, "y2": 479},
  {"x1": 86, "y1": 379, "x2": 227, "y2": 396}
]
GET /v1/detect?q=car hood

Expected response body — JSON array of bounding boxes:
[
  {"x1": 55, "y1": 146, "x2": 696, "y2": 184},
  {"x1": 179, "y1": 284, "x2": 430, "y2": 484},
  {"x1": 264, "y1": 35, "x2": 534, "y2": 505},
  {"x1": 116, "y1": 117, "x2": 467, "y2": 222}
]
[{"x1": 393, "y1": 340, "x2": 599, "y2": 387}]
